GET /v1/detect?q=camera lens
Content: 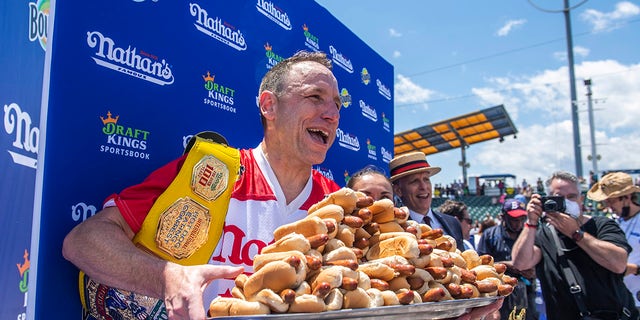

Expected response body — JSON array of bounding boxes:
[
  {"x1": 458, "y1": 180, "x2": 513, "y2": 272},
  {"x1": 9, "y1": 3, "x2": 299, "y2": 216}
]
[{"x1": 543, "y1": 199, "x2": 558, "y2": 212}]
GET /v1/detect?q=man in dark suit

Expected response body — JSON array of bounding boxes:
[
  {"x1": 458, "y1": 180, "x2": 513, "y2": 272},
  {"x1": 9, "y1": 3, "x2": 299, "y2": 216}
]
[{"x1": 390, "y1": 151, "x2": 465, "y2": 252}]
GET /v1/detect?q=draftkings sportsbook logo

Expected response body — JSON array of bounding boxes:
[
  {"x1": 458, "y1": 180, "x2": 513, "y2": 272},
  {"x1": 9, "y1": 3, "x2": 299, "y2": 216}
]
[
  {"x1": 302, "y1": 24, "x2": 320, "y2": 52},
  {"x1": 190, "y1": 3, "x2": 247, "y2": 51},
  {"x1": 99, "y1": 111, "x2": 151, "y2": 160},
  {"x1": 87, "y1": 31, "x2": 174, "y2": 86},
  {"x1": 382, "y1": 112, "x2": 390, "y2": 132},
  {"x1": 202, "y1": 71, "x2": 237, "y2": 113},
  {"x1": 366, "y1": 138, "x2": 377, "y2": 160},
  {"x1": 264, "y1": 43, "x2": 285, "y2": 70},
  {"x1": 16, "y1": 249, "x2": 30, "y2": 319},
  {"x1": 28, "y1": 0, "x2": 49, "y2": 51}
]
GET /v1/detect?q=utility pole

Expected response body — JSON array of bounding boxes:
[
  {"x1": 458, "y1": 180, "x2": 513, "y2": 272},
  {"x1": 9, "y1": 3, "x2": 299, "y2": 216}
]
[
  {"x1": 584, "y1": 79, "x2": 599, "y2": 177},
  {"x1": 563, "y1": 0, "x2": 583, "y2": 179}
]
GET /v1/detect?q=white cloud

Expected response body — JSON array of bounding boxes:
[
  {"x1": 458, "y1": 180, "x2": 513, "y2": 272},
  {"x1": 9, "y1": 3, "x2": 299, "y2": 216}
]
[
  {"x1": 553, "y1": 45, "x2": 590, "y2": 61},
  {"x1": 389, "y1": 28, "x2": 402, "y2": 37},
  {"x1": 394, "y1": 74, "x2": 436, "y2": 106},
  {"x1": 453, "y1": 60, "x2": 640, "y2": 185},
  {"x1": 393, "y1": 50, "x2": 402, "y2": 58},
  {"x1": 496, "y1": 19, "x2": 527, "y2": 37},
  {"x1": 581, "y1": 1, "x2": 640, "y2": 32}
]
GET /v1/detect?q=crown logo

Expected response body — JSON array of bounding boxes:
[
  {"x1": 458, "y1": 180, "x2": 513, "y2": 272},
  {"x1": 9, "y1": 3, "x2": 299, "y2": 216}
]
[
  {"x1": 100, "y1": 111, "x2": 119, "y2": 125},
  {"x1": 302, "y1": 24, "x2": 308, "y2": 31},
  {"x1": 16, "y1": 249, "x2": 30, "y2": 277},
  {"x1": 264, "y1": 42, "x2": 272, "y2": 51},
  {"x1": 202, "y1": 71, "x2": 215, "y2": 83}
]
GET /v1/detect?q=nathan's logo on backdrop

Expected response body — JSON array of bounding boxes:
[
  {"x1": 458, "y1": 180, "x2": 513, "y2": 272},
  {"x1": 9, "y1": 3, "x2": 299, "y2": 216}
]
[
  {"x1": 340, "y1": 88, "x2": 352, "y2": 109},
  {"x1": 329, "y1": 46, "x2": 354, "y2": 74},
  {"x1": 256, "y1": 0, "x2": 291, "y2": 30},
  {"x1": 302, "y1": 24, "x2": 319, "y2": 52},
  {"x1": 72, "y1": 202, "x2": 97, "y2": 222},
  {"x1": 99, "y1": 111, "x2": 151, "y2": 160},
  {"x1": 314, "y1": 166, "x2": 335, "y2": 181},
  {"x1": 190, "y1": 3, "x2": 247, "y2": 51},
  {"x1": 28, "y1": 0, "x2": 49, "y2": 51},
  {"x1": 336, "y1": 128, "x2": 360, "y2": 152},
  {"x1": 381, "y1": 112, "x2": 390, "y2": 132},
  {"x1": 3, "y1": 103, "x2": 39, "y2": 169},
  {"x1": 17, "y1": 249, "x2": 30, "y2": 297},
  {"x1": 264, "y1": 43, "x2": 285, "y2": 70},
  {"x1": 381, "y1": 146, "x2": 392, "y2": 163},
  {"x1": 202, "y1": 71, "x2": 237, "y2": 113},
  {"x1": 366, "y1": 138, "x2": 377, "y2": 160},
  {"x1": 86, "y1": 31, "x2": 174, "y2": 86},
  {"x1": 359, "y1": 99, "x2": 377, "y2": 122},
  {"x1": 376, "y1": 79, "x2": 391, "y2": 100},
  {"x1": 361, "y1": 68, "x2": 371, "y2": 85}
]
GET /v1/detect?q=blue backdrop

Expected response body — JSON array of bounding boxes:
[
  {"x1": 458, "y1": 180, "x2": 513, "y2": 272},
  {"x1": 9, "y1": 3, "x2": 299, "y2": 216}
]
[{"x1": 10, "y1": 0, "x2": 394, "y2": 318}]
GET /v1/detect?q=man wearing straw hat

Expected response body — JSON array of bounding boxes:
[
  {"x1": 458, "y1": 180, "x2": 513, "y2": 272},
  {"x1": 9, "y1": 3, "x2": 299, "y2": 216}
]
[
  {"x1": 588, "y1": 171, "x2": 640, "y2": 311},
  {"x1": 389, "y1": 151, "x2": 465, "y2": 252}
]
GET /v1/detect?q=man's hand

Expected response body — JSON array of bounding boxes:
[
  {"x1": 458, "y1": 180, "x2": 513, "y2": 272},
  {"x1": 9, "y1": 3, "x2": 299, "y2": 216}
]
[
  {"x1": 456, "y1": 298, "x2": 504, "y2": 320},
  {"x1": 544, "y1": 211, "x2": 580, "y2": 237},
  {"x1": 162, "y1": 263, "x2": 244, "y2": 320}
]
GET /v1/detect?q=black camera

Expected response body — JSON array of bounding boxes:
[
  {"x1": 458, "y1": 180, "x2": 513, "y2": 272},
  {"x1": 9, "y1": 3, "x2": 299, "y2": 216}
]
[{"x1": 540, "y1": 196, "x2": 566, "y2": 213}]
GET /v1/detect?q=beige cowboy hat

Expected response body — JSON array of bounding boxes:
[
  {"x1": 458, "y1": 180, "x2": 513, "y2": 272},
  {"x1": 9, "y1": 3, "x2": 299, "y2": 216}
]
[
  {"x1": 587, "y1": 172, "x2": 640, "y2": 201},
  {"x1": 389, "y1": 151, "x2": 441, "y2": 182}
]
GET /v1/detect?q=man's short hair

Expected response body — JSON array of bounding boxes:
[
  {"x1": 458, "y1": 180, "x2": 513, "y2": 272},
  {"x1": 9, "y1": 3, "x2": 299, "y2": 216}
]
[{"x1": 545, "y1": 170, "x2": 579, "y2": 190}]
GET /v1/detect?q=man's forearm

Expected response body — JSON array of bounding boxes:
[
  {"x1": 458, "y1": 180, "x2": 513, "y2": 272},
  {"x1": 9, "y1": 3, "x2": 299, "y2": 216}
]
[
  {"x1": 511, "y1": 226, "x2": 538, "y2": 270},
  {"x1": 577, "y1": 233, "x2": 627, "y2": 274}
]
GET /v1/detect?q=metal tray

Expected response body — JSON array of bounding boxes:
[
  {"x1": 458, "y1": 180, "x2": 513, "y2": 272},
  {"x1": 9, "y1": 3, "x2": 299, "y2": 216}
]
[{"x1": 210, "y1": 296, "x2": 500, "y2": 319}]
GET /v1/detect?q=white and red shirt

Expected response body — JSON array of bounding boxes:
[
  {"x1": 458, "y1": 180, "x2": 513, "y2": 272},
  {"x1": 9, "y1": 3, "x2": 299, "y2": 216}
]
[{"x1": 107, "y1": 145, "x2": 340, "y2": 304}]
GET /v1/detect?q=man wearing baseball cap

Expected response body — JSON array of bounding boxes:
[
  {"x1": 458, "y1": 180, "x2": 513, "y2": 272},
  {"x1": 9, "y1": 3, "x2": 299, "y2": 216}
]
[
  {"x1": 588, "y1": 171, "x2": 640, "y2": 311},
  {"x1": 389, "y1": 151, "x2": 465, "y2": 252},
  {"x1": 478, "y1": 198, "x2": 538, "y2": 320}
]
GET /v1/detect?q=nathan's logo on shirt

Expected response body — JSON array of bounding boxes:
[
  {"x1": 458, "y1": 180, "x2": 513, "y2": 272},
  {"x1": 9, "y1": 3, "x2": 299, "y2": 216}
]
[
  {"x1": 361, "y1": 68, "x2": 371, "y2": 85},
  {"x1": 366, "y1": 138, "x2": 377, "y2": 160},
  {"x1": 190, "y1": 3, "x2": 247, "y2": 51},
  {"x1": 381, "y1": 112, "x2": 390, "y2": 132},
  {"x1": 376, "y1": 79, "x2": 392, "y2": 100},
  {"x1": 264, "y1": 43, "x2": 285, "y2": 70},
  {"x1": 202, "y1": 71, "x2": 237, "y2": 113},
  {"x1": 314, "y1": 166, "x2": 335, "y2": 181},
  {"x1": 340, "y1": 88, "x2": 352, "y2": 109},
  {"x1": 329, "y1": 45, "x2": 354, "y2": 74},
  {"x1": 381, "y1": 146, "x2": 392, "y2": 163},
  {"x1": 302, "y1": 24, "x2": 320, "y2": 52},
  {"x1": 99, "y1": 111, "x2": 151, "y2": 160},
  {"x1": 256, "y1": 0, "x2": 291, "y2": 30},
  {"x1": 3, "y1": 102, "x2": 38, "y2": 169},
  {"x1": 87, "y1": 31, "x2": 174, "y2": 86},
  {"x1": 359, "y1": 100, "x2": 377, "y2": 122},
  {"x1": 336, "y1": 128, "x2": 360, "y2": 152},
  {"x1": 28, "y1": 0, "x2": 49, "y2": 51}
]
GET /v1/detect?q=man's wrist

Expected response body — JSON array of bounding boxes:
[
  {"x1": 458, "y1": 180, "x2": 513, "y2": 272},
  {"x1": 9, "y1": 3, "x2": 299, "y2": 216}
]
[
  {"x1": 635, "y1": 264, "x2": 640, "y2": 276},
  {"x1": 572, "y1": 229, "x2": 584, "y2": 242},
  {"x1": 524, "y1": 220, "x2": 538, "y2": 228}
]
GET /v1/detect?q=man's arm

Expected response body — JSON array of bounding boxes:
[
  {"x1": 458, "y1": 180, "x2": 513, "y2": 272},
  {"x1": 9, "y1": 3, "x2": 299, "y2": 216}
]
[
  {"x1": 511, "y1": 195, "x2": 543, "y2": 271},
  {"x1": 62, "y1": 206, "x2": 243, "y2": 319},
  {"x1": 547, "y1": 212, "x2": 628, "y2": 274}
]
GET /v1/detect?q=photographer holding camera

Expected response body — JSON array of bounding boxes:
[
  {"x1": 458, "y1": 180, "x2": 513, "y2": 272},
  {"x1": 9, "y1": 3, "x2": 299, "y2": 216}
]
[{"x1": 511, "y1": 171, "x2": 638, "y2": 320}]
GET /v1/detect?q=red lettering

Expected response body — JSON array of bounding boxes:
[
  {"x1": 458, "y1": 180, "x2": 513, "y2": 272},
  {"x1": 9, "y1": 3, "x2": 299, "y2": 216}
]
[
  {"x1": 210, "y1": 224, "x2": 268, "y2": 266},
  {"x1": 199, "y1": 164, "x2": 214, "y2": 187},
  {"x1": 241, "y1": 239, "x2": 267, "y2": 266}
]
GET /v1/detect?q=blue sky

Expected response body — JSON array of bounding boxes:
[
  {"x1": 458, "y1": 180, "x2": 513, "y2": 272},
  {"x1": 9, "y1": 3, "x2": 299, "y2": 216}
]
[{"x1": 316, "y1": 0, "x2": 640, "y2": 190}]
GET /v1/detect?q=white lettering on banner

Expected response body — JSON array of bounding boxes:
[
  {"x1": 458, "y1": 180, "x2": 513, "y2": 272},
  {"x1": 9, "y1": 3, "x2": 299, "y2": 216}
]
[
  {"x1": 255, "y1": 0, "x2": 292, "y2": 30},
  {"x1": 189, "y1": 3, "x2": 247, "y2": 51},
  {"x1": 302, "y1": 25, "x2": 320, "y2": 52},
  {"x1": 359, "y1": 100, "x2": 378, "y2": 122},
  {"x1": 3, "y1": 103, "x2": 38, "y2": 169},
  {"x1": 376, "y1": 79, "x2": 392, "y2": 100},
  {"x1": 381, "y1": 146, "x2": 392, "y2": 163},
  {"x1": 28, "y1": 2, "x2": 48, "y2": 51},
  {"x1": 99, "y1": 145, "x2": 151, "y2": 159},
  {"x1": 314, "y1": 166, "x2": 335, "y2": 181},
  {"x1": 72, "y1": 203, "x2": 97, "y2": 222},
  {"x1": 367, "y1": 141, "x2": 377, "y2": 160},
  {"x1": 329, "y1": 46, "x2": 354, "y2": 74},
  {"x1": 86, "y1": 31, "x2": 174, "y2": 86},
  {"x1": 336, "y1": 128, "x2": 360, "y2": 152}
]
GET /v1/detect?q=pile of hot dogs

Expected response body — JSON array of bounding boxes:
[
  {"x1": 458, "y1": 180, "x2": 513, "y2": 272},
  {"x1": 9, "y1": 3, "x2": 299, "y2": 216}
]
[{"x1": 208, "y1": 188, "x2": 515, "y2": 317}]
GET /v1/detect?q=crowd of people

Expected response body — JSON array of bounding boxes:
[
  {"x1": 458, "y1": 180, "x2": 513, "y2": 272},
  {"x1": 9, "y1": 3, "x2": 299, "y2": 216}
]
[{"x1": 62, "y1": 51, "x2": 640, "y2": 320}]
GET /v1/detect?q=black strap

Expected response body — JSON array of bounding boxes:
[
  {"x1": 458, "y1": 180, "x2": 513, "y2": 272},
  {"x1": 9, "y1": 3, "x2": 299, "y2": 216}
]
[{"x1": 549, "y1": 225, "x2": 592, "y2": 318}]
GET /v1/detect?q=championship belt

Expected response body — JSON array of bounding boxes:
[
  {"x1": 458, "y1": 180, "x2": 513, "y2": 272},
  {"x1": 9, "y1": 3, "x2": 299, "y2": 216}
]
[{"x1": 79, "y1": 133, "x2": 241, "y2": 319}]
